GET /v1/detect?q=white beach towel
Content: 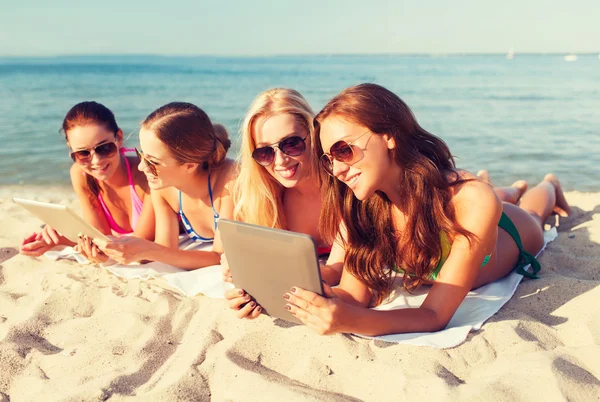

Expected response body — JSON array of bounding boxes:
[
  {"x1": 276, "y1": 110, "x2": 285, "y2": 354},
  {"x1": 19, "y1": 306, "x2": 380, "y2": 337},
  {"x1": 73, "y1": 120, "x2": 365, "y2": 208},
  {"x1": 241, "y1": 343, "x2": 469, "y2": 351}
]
[
  {"x1": 44, "y1": 236, "x2": 233, "y2": 297},
  {"x1": 359, "y1": 227, "x2": 558, "y2": 348}
]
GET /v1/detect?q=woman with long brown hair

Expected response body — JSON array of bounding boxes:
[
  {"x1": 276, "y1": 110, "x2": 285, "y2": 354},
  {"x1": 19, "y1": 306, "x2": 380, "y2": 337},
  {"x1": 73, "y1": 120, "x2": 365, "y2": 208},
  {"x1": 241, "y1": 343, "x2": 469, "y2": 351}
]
[
  {"x1": 20, "y1": 101, "x2": 155, "y2": 259},
  {"x1": 284, "y1": 83, "x2": 570, "y2": 336},
  {"x1": 94, "y1": 102, "x2": 237, "y2": 269}
]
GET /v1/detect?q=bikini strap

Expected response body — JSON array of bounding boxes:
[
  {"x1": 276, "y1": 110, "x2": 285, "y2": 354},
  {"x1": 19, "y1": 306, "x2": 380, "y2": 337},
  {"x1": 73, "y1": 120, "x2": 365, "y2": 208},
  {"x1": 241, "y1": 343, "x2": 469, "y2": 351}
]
[
  {"x1": 207, "y1": 172, "x2": 219, "y2": 230},
  {"x1": 121, "y1": 150, "x2": 135, "y2": 187}
]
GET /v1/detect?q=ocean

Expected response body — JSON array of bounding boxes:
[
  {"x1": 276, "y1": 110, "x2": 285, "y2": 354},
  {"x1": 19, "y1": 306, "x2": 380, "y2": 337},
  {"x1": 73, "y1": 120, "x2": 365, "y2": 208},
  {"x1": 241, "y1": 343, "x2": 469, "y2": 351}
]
[{"x1": 0, "y1": 54, "x2": 598, "y2": 190}]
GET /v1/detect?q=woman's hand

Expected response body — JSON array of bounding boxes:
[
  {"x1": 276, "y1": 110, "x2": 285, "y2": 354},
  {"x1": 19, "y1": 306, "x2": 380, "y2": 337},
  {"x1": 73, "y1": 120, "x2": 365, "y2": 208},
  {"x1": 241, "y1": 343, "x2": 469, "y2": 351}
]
[
  {"x1": 284, "y1": 282, "x2": 352, "y2": 335},
  {"x1": 224, "y1": 288, "x2": 262, "y2": 319},
  {"x1": 95, "y1": 236, "x2": 151, "y2": 264},
  {"x1": 20, "y1": 225, "x2": 73, "y2": 257},
  {"x1": 75, "y1": 234, "x2": 109, "y2": 264},
  {"x1": 20, "y1": 232, "x2": 52, "y2": 256},
  {"x1": 38, "y1": 225, "x2": 66, "y2": 246},
  {"x1": 221, "y1": 253, "x2": 233, "y2": 283}
]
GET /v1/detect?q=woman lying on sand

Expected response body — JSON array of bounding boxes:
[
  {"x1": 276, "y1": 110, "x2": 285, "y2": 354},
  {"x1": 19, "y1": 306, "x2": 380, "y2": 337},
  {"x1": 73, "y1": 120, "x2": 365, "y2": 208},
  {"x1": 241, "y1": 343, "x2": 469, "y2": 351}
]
[
  {"x1": 20, "y1": 102, "x2": 155, "y2": 261},
  {"x1": 282, "y1": 83, "x2": 570, "y2": 336},
  {"x1": 93, "y1": 102, "x2": 237, "y2": 269},
  {"x1": 223, "y1": 88, "x2": 344, "y2": 318}
]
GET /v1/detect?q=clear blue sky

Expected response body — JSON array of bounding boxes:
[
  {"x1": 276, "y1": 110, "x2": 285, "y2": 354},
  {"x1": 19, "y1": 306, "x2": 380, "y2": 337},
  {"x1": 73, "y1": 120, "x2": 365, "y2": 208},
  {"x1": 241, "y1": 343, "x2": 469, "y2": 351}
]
[{"x1": 1, "y1": 0, "x2": 598, "y2": 56}]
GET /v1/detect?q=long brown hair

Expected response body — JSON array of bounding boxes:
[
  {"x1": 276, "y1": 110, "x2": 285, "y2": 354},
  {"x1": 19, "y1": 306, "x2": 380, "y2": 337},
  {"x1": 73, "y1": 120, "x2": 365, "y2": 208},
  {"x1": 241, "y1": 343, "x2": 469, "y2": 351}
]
[
  {"x1": 61, "y1": 101, "x2": 120, "y2": 198},
  {"x1": 142, "y1": 102, "x2": 231, "y2": 171},
  {"x1": 314, "y1": 83, "x2": 474, "y2": 305}
]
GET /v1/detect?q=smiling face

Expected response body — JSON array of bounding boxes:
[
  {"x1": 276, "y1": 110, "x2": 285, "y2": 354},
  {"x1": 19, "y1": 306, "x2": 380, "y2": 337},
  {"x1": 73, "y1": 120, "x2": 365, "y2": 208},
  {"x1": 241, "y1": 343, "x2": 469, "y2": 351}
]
[
  {"x1": 318, "y1": 116, "x2": 397, "y2": 200},
  {"x1": 138, "y1": 126, "x2": 193, "y2": 190},
  {"x1": 67, "y1": 124, "x2": 122, "y2": 181},
  {"x1": 253, "y1": 113, "x2": 311, "y2": 189}
]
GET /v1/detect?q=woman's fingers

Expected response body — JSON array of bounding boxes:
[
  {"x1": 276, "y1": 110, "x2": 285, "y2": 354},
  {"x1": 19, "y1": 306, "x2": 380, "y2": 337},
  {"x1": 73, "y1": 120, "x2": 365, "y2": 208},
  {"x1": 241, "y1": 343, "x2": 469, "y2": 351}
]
[
  {"x1": 236, "y1": 300, "x2": 258, "y2": 319},
  {"x1": 20, "y1": 240, "x2": 50, "y2": 256},
  {"x1": 46, "y1": 226, "x2": 60, "y2": 244},
  {"x1": 228, "y1": 294, "x2": 252, "y2": 310},
  {"x1": 41, "y1": 228, "x2": 53, "y2": 244},
  {"x1": 22, "y1": 232, "x2": 37, "y2": 246},
  {"x1": 248, "y1": 304, "x2": 262, "y2": 319},
  {"x1": 224, "y1": 288, "x2": 245, "y2": 300}
]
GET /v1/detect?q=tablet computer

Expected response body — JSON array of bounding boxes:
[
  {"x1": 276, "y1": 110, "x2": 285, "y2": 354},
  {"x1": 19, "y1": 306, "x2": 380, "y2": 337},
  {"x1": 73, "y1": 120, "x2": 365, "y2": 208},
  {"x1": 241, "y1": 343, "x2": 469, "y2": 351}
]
[
  {"x1": 13, "y1": 198, "x2": 110, "y2": 243},
  {"x1": 218, "y1": 219, "x2": 323, "y2": 324}
]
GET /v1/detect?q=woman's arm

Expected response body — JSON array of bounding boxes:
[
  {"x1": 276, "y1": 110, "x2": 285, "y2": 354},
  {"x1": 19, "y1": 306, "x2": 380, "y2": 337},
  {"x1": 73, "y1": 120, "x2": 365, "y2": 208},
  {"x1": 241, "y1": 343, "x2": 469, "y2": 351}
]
[
  {"x1": 98, "y1": 188, "x2": 220, "y2": 268},
  {"x1": 286, "y1": 180, "x2": 503, "y2": 336}
]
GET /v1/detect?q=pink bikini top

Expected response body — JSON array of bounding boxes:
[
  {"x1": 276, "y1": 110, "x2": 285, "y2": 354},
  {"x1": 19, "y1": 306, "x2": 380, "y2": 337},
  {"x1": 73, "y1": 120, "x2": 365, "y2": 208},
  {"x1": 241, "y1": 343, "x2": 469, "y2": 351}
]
[{"x1": 97, "y1": 148, "x2": 144, "y2": 236}]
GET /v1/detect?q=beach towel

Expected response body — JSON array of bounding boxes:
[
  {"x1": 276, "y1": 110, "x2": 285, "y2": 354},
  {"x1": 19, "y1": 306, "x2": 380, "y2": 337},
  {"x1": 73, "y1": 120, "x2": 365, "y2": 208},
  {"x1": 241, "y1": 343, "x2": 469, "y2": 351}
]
[
  {"x1": 44, "y1": 236, "x2": 232, "y2": 298},
  {"x1": 359, "y1": 227, "x2": 557, "y2": 347}
]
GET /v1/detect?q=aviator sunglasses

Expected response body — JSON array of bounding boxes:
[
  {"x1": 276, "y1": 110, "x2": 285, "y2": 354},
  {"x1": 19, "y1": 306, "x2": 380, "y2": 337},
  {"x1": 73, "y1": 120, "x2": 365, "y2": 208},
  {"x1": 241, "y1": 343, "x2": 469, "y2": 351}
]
[
  {"x1": 320, "y1": 130, "x2": 372, "y2": 175},
  {"x1": 251, "y1": 135, "x2": 308, "y2": 166},
  {"x1": 135, "y1": 148, "x2": 159, "y2": 177},
  {"x1": 70, "y1": 141, "x2": 118, "y2": 164}
]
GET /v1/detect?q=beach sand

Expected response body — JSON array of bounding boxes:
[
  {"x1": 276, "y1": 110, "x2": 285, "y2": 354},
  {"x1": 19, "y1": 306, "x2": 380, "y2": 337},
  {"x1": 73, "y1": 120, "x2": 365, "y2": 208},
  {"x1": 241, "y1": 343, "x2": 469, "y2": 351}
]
[{"x1": 0, "y1": 185, "x2": 599, "y2": 401}]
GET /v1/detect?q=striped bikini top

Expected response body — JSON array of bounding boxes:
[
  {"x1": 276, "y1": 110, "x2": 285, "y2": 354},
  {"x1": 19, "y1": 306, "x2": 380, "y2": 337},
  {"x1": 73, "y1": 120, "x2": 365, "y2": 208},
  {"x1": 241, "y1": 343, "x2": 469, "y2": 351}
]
[{"x1": 178, "y1": 172, "x2": 219, "y2": 243}]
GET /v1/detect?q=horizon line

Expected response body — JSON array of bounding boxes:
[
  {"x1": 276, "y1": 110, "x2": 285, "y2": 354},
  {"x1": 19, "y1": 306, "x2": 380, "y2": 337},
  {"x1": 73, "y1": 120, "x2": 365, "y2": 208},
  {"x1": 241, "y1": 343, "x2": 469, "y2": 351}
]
[{"x1": 1, "y1": 51, "x2": 599, "y2": 59}]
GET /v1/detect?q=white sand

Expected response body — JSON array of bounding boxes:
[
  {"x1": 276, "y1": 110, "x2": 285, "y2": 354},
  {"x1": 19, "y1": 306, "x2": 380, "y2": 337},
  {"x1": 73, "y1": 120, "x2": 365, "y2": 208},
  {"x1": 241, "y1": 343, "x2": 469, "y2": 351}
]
[{"x1": 1, "y1": 185, "x2": 599, "y2": 401}]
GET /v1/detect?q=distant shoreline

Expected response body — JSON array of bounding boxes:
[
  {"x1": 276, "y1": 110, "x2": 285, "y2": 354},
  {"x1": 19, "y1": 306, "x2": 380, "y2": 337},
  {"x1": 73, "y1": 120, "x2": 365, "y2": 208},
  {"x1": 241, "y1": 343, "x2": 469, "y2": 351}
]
[{"x1": 1, "y1": 52, "x2": 599, "y2": 60}]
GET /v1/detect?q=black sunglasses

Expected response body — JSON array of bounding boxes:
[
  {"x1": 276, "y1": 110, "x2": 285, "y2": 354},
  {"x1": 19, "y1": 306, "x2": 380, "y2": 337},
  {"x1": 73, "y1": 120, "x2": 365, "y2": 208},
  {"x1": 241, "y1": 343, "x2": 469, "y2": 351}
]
[
  {"x1": 252, "y1": 135, "x2": 308, "y2": 166},
  {"x1": 70, "y1": 141, "x2": 118, "y2": 164}
]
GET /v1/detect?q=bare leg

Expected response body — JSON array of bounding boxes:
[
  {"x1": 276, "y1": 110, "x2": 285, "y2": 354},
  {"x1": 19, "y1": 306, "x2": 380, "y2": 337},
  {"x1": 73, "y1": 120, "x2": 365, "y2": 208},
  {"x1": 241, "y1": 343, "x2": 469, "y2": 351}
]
[
  {"x1": 473, "y1": 174, "x2": 570, "y2": 288},
  {"x1": 518, "y1": 173, "x2": 571, "y2": 224},
  {"x1": 477, "y1": 170, "x2": 528, "y2": 204}
]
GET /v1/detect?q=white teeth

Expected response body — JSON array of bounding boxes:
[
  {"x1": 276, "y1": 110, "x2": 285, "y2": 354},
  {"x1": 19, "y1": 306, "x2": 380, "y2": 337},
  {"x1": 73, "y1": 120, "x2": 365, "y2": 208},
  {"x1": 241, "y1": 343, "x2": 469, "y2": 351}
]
[
  {"x1": 277, "y1": 164, "x2": 298, "y2": 179},
  {"x1": 347, "y1": 176, "x2": 359, "y2": 185}
]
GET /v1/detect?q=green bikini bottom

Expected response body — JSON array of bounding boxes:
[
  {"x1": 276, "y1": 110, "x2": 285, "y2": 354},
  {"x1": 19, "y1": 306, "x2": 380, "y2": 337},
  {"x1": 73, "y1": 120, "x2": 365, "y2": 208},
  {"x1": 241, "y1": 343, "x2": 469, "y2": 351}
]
[{"x1": 498, "y1": 212, "x2": 541, "y2": 279}]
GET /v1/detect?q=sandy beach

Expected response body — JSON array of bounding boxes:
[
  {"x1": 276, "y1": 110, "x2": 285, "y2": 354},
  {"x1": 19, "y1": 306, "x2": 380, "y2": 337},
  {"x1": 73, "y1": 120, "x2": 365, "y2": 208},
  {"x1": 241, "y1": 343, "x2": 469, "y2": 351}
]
[{"x1": 0, "y1": 185, "x2": 599, "y2": 401}]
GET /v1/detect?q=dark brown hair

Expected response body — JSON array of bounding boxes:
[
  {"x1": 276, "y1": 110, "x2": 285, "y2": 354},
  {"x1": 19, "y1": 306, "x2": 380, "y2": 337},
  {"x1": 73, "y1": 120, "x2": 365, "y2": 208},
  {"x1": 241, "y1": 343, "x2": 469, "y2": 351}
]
[
  {"x1": 61, "y1": 101, "x2": 120, "y2": 198},
  {"x1": 314, "y1": 83, "x2": 474, "y2": 305},
  {"x1": 142, "y1": 102, "x2": 230, "y2": 171}
]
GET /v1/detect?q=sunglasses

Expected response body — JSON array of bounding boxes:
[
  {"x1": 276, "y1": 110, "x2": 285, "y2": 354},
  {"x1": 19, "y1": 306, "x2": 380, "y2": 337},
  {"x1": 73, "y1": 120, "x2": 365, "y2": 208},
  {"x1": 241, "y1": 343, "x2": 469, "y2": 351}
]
[
  {"x1": 251, "y1": 135, "x2": 308, "y2": 166},
  {"x1": 320, "y1": 131, "x2": 372, "y2": 176},
  {"x1": 70, "y1": 141, "x2": 118, "y2": 164},
  {"x1": 135, "y1": 148, "x2": 159, "y2": 177}
]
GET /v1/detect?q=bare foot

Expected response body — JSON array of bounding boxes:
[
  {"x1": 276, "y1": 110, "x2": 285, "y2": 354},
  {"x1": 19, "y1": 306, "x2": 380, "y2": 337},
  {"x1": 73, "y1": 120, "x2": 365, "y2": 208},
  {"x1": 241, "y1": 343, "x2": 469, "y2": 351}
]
[
  {"x1": 544, "y1": 174, "x2": 571, "y2": 217},
  {"x1": 477, "y1": 170, "x2": 491, "y2": 183},
  {"x1": 510, "y1": 180, "x2": 528, "y2": 203}
]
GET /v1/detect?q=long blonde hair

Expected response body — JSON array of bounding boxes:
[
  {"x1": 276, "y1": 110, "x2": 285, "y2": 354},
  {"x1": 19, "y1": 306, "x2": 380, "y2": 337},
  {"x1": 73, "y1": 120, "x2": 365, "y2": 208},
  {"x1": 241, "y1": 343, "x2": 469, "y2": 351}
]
[{"x1": 233, "y1": 88, "x2": 317, "y2": 228}]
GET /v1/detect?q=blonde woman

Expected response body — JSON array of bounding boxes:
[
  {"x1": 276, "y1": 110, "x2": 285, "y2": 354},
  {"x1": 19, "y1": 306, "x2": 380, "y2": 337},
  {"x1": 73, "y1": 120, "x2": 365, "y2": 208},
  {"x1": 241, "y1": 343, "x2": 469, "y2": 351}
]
[{"x1": 223, "y1": 88, "x2": 343, "y2": 319}]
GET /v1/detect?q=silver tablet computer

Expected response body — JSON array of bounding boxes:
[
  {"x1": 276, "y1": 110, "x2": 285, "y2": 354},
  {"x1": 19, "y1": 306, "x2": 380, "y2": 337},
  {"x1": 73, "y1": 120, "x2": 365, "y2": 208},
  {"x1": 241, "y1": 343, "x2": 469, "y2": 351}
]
[
  {"x1": 13, "y1": 198, "x2": 109, "y2": 242},
  {"x1": 218, "y1": 219, "x2": 323, "y2": 324}
]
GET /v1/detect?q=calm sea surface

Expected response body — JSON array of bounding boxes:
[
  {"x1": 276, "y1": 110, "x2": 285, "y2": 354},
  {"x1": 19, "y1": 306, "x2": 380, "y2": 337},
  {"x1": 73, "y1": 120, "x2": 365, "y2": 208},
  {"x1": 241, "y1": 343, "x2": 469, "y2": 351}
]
[{"x1": 0, "y1": 55, "x2": 598, "y2": 190}]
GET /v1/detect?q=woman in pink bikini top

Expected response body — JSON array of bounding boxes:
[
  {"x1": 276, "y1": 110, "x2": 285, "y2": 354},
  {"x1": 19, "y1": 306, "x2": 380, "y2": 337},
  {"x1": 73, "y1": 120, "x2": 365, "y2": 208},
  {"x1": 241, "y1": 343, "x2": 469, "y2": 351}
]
[{"x1": 20, "y1": 101, "x2": 155, "y2": 260}]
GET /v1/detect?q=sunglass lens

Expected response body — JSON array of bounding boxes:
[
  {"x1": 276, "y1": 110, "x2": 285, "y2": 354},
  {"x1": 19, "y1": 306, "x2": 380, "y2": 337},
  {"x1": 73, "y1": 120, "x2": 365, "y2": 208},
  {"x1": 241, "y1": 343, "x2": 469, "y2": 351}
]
[
  {"x1": 252, "y1": 147, "x2": 275, "y2": 166},
  {"x1": 95, "y1": 142, "x2": 118, "y2": 157},
  {"x1": 70, "y1": 150, "x2": 91, "y2": 163},
  {"x1": 330, "y1": 141, "x2": 354, "y2": 163},
  {"x1": 279, "y1": 136, "x2": 306, "y2": 157}
]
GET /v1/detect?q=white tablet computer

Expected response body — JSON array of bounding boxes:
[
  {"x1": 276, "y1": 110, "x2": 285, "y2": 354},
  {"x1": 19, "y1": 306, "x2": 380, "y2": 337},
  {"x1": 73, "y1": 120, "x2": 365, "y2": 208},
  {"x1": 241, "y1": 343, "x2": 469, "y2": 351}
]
[
  {"x1": 13, "y1": 198, "x2": 109, "y2": 242},
  {"x1": 218, "y1": 219, "x2": 323, "y2": 324}
]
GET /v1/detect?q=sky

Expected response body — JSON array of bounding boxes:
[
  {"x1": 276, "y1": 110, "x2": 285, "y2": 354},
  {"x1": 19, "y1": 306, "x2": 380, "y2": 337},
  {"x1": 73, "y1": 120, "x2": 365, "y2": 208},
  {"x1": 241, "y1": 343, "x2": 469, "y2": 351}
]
[{"x1": 0, "y1": 0, "x2": 598, "y2": 56}]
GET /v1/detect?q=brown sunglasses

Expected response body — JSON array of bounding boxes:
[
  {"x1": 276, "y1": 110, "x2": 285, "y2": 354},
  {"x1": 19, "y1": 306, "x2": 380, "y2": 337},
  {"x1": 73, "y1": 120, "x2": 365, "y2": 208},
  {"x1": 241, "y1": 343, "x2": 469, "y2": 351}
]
[
  {"x1": 135, "y1": 148, "x2": 159, "y2": 176},
  {"x1": 320, "y1": 131, "x2": 372, "y2": 175}
]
